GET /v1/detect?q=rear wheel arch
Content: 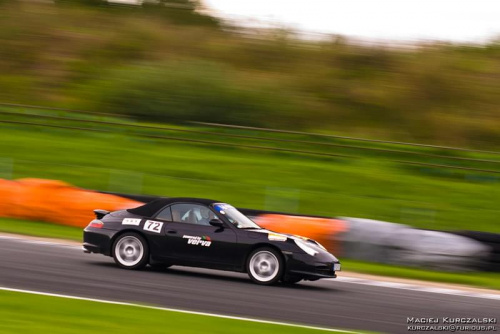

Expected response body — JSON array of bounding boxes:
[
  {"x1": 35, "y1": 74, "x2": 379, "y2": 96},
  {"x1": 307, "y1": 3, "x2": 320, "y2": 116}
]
[
  {"x1": 109, "y1": 229, "x2": 150, "y2": 256},
  {"x1": 111, "y1": 231, "x2": 150, "y2": 269}
]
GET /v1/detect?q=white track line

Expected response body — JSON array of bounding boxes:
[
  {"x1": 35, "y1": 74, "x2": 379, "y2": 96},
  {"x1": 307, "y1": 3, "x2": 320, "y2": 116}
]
[
  {"x1": 0, "y1": 287, "x2": 358, "y2": 333},
  {"x1": 2, "y1": 233, "x2": 500, "y2": 301}
]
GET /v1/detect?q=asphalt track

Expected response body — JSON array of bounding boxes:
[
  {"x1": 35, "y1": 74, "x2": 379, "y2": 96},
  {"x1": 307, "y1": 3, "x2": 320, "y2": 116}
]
[{"x1": 1, "y1": 237, "x2": 499, "y2": 334}]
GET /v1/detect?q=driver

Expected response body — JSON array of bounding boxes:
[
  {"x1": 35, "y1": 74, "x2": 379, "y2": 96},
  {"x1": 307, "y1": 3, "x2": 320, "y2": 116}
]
[{"x1": 198, "y1": 207, "x2": 213, "y2": 225}]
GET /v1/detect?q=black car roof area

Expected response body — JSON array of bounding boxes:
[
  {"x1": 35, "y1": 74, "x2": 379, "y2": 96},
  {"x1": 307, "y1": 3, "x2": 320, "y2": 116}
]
[{"x1": 127, "y1": 197, "x2": 221, "y2": 217}]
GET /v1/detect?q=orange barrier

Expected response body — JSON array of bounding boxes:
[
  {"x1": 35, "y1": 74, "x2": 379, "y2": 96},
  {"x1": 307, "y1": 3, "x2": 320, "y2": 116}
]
[
  {"x1": 0, "y1": 178, "x2": 142, "y2": 228},
  {"x1": 0, "y1": 178, "x2": 346, "y2": 252},
  {"x1": 253, "y1": 214, "x2": 347, "y2": 254}
]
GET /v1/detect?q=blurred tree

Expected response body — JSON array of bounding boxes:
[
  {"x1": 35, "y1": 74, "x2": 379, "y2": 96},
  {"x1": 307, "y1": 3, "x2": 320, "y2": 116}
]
[
  {"x1": 142, "y1": 0, "x2": 220, "y2": 27},
  {"x1": 52, "y1": 0, "x2": 219, "y2": 26},
  {"x1": 54, "y1": 0, "x2": 108, "y2": 7},
  {"x1": 0, "y1": 1, "x2": 499, "y2": 147},
  {"x1": 79, "y1": 60, "x2": 305, "y2": 127}
]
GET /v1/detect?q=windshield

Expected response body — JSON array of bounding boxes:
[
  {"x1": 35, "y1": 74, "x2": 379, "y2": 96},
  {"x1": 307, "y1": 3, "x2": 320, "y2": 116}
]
[{"x1": 212, "y1": 203, "x2": 261, "y2": 229}]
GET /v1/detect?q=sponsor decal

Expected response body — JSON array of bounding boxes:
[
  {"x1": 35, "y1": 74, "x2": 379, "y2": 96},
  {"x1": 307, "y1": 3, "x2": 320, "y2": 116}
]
[
  {"x1": 183, "y1": 235, "x2": 212, "y2": 247},
  {"x1": 143, "y1": 220, "x2": 163, "y2": 233},
  {"x1": 268, "y1": 233, "x2": 287, "y2": 242},
  {"x1": 122, "y1": 218, "x2": 141, "y2": 226}
]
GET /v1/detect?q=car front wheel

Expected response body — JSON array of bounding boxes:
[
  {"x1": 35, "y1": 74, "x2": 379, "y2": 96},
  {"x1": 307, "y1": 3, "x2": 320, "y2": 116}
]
[
  {"x1": 247, "y1": 247, "x2": 284, "y2": 285},
  {"x1": 112, "y1": 232, "x2": 149, "y2": 270}
]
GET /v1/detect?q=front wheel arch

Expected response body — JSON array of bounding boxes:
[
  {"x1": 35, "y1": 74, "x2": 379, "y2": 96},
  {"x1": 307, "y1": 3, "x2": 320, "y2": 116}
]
[
  {"x1": 246, "y1": 246, "x2": 285, "y2": 285},
  {"x1": 243, "y1": 243, "x2": 285, "y2": 273}
]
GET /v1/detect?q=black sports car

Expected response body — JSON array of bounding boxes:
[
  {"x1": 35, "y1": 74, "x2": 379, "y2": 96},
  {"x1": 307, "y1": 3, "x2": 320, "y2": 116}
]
[{"x1": 83, "y1": 197, "x2": 341, "y2": 285}]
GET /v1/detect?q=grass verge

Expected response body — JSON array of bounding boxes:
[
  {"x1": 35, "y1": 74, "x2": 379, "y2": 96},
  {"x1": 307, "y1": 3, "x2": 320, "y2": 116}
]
[
  {"x1": 341, "y1": 259, "x2": 500, "y2": 290},
  {"x1": 0, "y1": 218, "x2": 82, "y2": 241},
  {"x1": 1, "y1": 121, "x2": 500, "y2": 233},
  {"x1": 0, "y1": 290, "x2": 359, "y2": 334},
  {"x1": 1, "y1": 218, "x2": 499, "y2": 290}
]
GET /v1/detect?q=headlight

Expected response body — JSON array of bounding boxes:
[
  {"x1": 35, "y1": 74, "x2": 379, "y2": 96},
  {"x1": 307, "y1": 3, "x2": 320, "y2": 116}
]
[{"x1": 294, "y1": 239, "x2": 318, "y2": 256}]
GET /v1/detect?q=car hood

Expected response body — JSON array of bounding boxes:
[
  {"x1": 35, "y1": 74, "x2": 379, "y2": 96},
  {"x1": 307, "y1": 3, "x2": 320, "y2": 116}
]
[
  {"x1": 247, "y1": 229, "x2": 338, "y2": 260},
  {"x1": 246, "y1": 228, "x2": 294, "y2": 240},
  {"x1": 248, "y1": 228, "x2": 320, "y2": 241}
]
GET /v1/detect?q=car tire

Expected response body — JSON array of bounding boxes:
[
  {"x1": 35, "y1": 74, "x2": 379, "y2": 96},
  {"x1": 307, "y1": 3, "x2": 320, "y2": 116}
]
[
  {"x1": 112, "y1": 232, "x2": 149, "y2": 270},
  {"x1": 247, "y1": 247, "x2": 284, "y2": 285}
]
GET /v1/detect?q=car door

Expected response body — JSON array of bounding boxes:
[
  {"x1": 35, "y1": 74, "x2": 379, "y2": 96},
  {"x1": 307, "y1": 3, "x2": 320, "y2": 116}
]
[{"x1": 157, "y1": 203, "x2": 238, "y2": 267}]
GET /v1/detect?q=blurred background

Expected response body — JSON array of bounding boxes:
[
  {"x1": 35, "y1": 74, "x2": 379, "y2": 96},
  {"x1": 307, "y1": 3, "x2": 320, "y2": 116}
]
[{"x1": 1, "y1": 0, "x2": 500, "y2": 276}]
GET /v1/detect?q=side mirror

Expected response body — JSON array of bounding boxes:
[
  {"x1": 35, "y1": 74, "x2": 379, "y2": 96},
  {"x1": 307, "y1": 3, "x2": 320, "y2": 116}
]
[{"x1": 209, "y1": 219, "x2": 224, "y2": 228}]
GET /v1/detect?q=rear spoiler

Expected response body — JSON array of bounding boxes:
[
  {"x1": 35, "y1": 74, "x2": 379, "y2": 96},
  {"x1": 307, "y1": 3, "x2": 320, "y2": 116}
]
[{"x1": 94, "y1": 209, "x2": 110, "y2": 219}]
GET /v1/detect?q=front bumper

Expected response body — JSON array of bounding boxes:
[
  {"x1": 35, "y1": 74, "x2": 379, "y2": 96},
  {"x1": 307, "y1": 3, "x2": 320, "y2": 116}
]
[
  {"x1": 284, "y1": 252, "x2": 340, "y2": 280},
  {"x1": 83, "y1": 227, "x2": 116, "y2": 256}
]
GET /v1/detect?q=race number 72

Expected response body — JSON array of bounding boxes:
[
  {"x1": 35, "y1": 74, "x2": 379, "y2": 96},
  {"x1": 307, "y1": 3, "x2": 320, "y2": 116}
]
[{"x1": 144, "y1": 220, "x2": 163, "y2": 233}]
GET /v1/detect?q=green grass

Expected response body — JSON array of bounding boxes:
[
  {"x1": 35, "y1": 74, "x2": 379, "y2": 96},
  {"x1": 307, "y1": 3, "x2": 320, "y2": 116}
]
[
  {"x1": 1, "y1": 218, "x2": 499, "y2": 290},
  {"x1": 0, "y1": 290, "x2": 359, "y2": 334},
  {"x1": 0, "y1": 218, "x2": 82, "y2": 241},
  {"x1": 1, "y1": 119, "x2": 499, "y2": 233}
]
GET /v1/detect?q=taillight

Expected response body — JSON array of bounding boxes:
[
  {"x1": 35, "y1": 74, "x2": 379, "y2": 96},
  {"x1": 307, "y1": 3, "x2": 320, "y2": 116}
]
[{"x1": 89, "y1": 221, "x2": 104, "y2": 229}]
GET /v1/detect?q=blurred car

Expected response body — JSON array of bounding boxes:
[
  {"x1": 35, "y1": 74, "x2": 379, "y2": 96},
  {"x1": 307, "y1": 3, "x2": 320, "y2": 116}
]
[
  {"x1": 391, "y1": 229, "x2": 490, "y2": 271},
  {"x1": 337, "y1": 217, "x2": 412, "y2": 263},
  {"x1": 338, "y1": 217, "x2": 489, "y2": 271},
  {"x1": 83, "y1": 198, "x2": 341, "y2": 285}
]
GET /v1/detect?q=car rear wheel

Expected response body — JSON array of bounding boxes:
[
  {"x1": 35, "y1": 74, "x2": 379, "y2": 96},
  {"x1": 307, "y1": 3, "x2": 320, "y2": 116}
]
[
  {"x1": 112, "y1": 232, "x2": 149, "y2": 270},
  {"x1": 247, "y1": 248, "x2": 284, "y2": 285}
]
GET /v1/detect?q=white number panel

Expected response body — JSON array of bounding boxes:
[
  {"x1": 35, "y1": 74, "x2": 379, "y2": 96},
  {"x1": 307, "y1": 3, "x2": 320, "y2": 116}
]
[{"x1": 143, "y1": 220, "x2": 163, "y2": 233}]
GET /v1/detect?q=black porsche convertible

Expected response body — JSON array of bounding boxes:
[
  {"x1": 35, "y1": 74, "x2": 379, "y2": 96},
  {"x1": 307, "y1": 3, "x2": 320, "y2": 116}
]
[{"x1": 83, "y1": 197, "x2": 341, "y2": 285}]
